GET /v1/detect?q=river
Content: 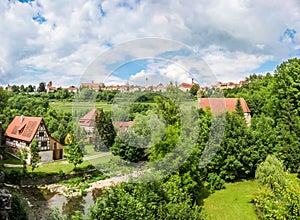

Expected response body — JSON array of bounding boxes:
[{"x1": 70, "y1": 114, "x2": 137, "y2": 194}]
[{"x1": 20, "y1": 187, "x2": 103, "y2": 219}]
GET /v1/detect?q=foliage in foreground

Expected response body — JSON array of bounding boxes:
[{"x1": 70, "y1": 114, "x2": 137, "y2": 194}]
[
  {"x1": 6, "y1": 192, "x2": 29, "y2": 220},
  {"x1": 88, "y1": 181, "x2": 204, "y2": 220},
  {"x1": 254, "y1": 155, "x2": 300, "y2": 219}
]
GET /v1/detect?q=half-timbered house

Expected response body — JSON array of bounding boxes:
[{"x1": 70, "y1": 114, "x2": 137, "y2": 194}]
[{"x1": 5, "y1": 116, "x2": 63, "y2": 163}]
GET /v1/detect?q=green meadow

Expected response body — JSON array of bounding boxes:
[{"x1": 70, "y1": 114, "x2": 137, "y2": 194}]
[{"x1": 204, "y1": 180, "x2": 258, "y2": 220}]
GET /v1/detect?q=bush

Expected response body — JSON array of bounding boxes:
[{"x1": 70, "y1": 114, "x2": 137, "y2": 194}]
[
  {"x1": 254, "y1": 155, "x2": 300, "y2": 219},
  {"x1": 207, "y1": 173, "x2": 225, "y2": 192},
  {"x1": 6, "y1": 170, "x2": 25, "y2": 185},
  {"x1": 255, "y1": 155, "x2": 288, "y2": 189},
  {"x1": 8, "y1": 192, "x2": 29, "y2": 220}
]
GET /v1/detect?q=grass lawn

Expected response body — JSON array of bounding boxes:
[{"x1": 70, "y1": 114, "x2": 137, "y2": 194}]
[
  {"x1": 30, "y1": 159, "x2": 91, "y2": 174},
  {"x1": 203, "y1": 180, "x2": 258, "y2": 220},
  {"x1": 88, "y1": 154, "x2": 115, "y2": 165},
  {"x1": 1, "y1": 153, "x2": 22, "y2": 165},
  {"x1": 50, "y1": 101, "x2": 112, "y2": 113},
  {"x1": 84, "y1": 144, "x2": 106, "y2": 156}
]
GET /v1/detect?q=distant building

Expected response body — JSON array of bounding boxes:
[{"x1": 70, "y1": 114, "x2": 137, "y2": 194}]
[
  {"x1": 178, "y1": 82, "x2": 194, "y2": 91},
  {"x1": 198, "y1": 97, "x2": 251, "y2": 125},
  {"x1": 217, "y1": 80, "x2": 247, "y2": 90},
  {"x1": 178, "y1": 79, "x2": 199, "y2": 92},
  {"x1": 79, "y1": 109, "x2": 99, "y2": 139},
  {"x1": 78, "y1": 109, "x2": 134, "y2": 140},
  {"x1": 5, "y1": 116, "x2": 64, "y2": 163},
  {"x1": 113, "y1": 121, "x2": 134, "y2": 134},
  {"x1": 152, "y1": 83, "x2": 167, "y2": 92},
  {"x1": 6, "y1": 85, "x2": 12, "y2": 92},
  {"x1": 47, "y1": 81, "x2": 58, "y2": 92},
  {"x1": 80, "y1": 83, "x2": 100, "y2": 92},
  {"x1": 68, "y1": 86, "x2": 79, "y2": 94}
]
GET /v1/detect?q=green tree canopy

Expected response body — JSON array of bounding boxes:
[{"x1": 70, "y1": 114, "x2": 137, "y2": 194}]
[{"x1": 95, "y1": 108, "x2": 116, "y2": 149}]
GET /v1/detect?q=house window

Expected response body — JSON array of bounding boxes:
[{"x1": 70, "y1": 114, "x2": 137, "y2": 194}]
[
  {"x1": 40, "y1": 141, "x2": 49, "y2": 151},
  {"x1": 39, "y1": 132, "x2": 44, "y2": 137}
]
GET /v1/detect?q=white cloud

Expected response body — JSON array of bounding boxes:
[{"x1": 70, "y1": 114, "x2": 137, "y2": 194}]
[
  {"x1": 1, "y1": 0, "x2": 300, "y2": 86},
  {"x1": 202, "y1": 46, "x2": 273, "y2": 81},
  {"x1": 129, "y1": 60, "x2": 191, "y2": 86}
]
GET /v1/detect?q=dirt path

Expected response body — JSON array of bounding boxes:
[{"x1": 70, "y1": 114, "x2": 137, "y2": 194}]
[{"x1": 83, "y1": 152, "x2": 111, "y2": 161}]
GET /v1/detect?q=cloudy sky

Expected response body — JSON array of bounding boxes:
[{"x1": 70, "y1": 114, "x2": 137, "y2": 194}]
[{"x1": 1, "y1": 0, "x2": 300, "y2": 87}]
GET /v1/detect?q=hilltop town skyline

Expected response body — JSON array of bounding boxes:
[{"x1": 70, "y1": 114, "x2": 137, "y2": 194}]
[{"x1": 3, "y1": 78, "x2": 247, "y2": 93}]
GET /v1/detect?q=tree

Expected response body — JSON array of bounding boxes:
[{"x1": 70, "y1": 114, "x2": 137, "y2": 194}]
[
  {"x1": 0, "y1": 86, "x2": 9, "y2": 114},
  {"x1": 30, "y1": 139, "x2": 40, "y2": 171},
  {"x1": 88, "y1": 181, "x2": 204, "y2": 220},
  {"x1": 204, "y1": 111, "x2": 252, "y2": 181},
  {"x1": 65, "y1": 144, "x2": 83, "y2": 169},
  {"x1": 64, "y1": 133, "x2": 83, "y2": 168},
  {"x1": 254, "y1": 155, "x2": 300, "y2": 219},
  {"x1": 37, "y1": 82, "x2": 46, "y2": 92},
  {"x1": 95, "y1": 109, "x2": 116, "y2": 149},
  {"x1": 235, "y1": 99, "x2": 244, "y2": 117},
  {"x1": 110, "y1": 133, "x2": 146, "y2": 162},
  {"x1": 52, "y1": 122, "x2": 68, "y2": 144},
  {"x1": 11, "y1": 85, "x2": 20, "y2": 93},
  {"x1": 25, "y1": 84, "x2": 34, "y2": 93},
  {"x1": 255, "y1": 155, "x2": 287, "y2": 189},
  {"x1": 249, "y1": 114, "x2": 277, "y2": 173},
  {"x1": 271, "y1": 58, "x2": 300, "y2": 172},
  {"x1": 18, "y1": 149, "x2": 28, "y2": 174},
  {"x1": 189, "y1": 84, "x2": 200, "y2": 96}
]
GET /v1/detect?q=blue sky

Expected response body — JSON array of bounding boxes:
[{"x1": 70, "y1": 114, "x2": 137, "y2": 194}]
[{"x1": 0, "y1": 0, "x2": 300, "y2": 87}]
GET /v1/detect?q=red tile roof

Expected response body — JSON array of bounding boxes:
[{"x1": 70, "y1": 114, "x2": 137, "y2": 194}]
[
  {"x1": 4, "y1": 116, "x2": 43, "y2": 142},
  {"x1": 113, "y1": 121, "x2": 133, "y2": 132},
  {"x1": 179, "y1": 82, "x2": 194, "y2": 89},
  {"x1": 79, "y1": 109, "x2": 99, "y2": 127},
  {"x1": 199, "y1": 98, "x2": 250, "y2": 115}
]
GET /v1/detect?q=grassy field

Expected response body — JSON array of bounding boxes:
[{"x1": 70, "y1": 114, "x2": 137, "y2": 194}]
[
  {"x1": 203, "y1": 180, "x2": 258, "y2": 220},
  {"x1": 50, "y1": 101, "x2": 112, "y2": 113},
  {"x1": 30, "y1": 159, "x2": 91, "y2": 174},
  {"x1": 84, "y1": 144, "x2": 106, "y2": 156},
  {"x1": 0, "y1": 153, "x2": 22, "y2": 165}
]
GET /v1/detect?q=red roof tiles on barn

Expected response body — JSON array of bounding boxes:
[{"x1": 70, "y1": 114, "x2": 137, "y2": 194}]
[
  {"x1": 113, "y1": 121, "x2": 134, "y2": 132},
  {"x1": 198, "y1": 98, "x2": 250, "y2": 115},
  {"x1": 4, "y1": 116, "x2": 43, "y2": 142},
  {"x1": 78, "y1": 109, "x2": 99, "y2": 127}
]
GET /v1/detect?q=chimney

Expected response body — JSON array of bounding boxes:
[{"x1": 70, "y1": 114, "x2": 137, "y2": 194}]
[
  {"x1": 20, "y1": 115, "x2": 24, "y2": 124},
  {"x1": 192, "y1": 78, "x2": 194, "y2": 84},
  {"x1": 197, "y1": 90, "x2": 202, "y2": 109}
]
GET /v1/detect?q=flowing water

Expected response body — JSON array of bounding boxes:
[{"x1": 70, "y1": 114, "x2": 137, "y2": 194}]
[{"x1": 20, "y1": 187, "x2": 103, "y2": 219}]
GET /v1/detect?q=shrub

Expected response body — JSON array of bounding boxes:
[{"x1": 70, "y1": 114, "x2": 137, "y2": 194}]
[
  {"x1": 254, "y1": 155, "x2": 300, "y2": 219},
  {"x1": 207, "y1": 173, "x2": 225, "y2": 192}
]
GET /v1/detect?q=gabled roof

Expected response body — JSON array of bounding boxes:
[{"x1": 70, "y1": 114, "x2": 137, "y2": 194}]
[
  {"x1": 113, "y1": 121, "x2": 134, "y2": 128},
  {"x1": 4, "y1": 116, "x2": 43, "y2": 142},
  {"x1": 78, "y1": 109, "x2": 99, "y2": 127},
  {"x1": 113, "y1": 121, "x2": 134, "y2": 132},
  {"x1": 199, "y1": 98, "x2": 250, "y2": 115}
]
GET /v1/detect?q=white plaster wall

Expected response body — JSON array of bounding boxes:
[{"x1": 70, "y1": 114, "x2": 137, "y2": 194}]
[{"x1": 39, "y1": 151, "x2": 53, "y2": 162}]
